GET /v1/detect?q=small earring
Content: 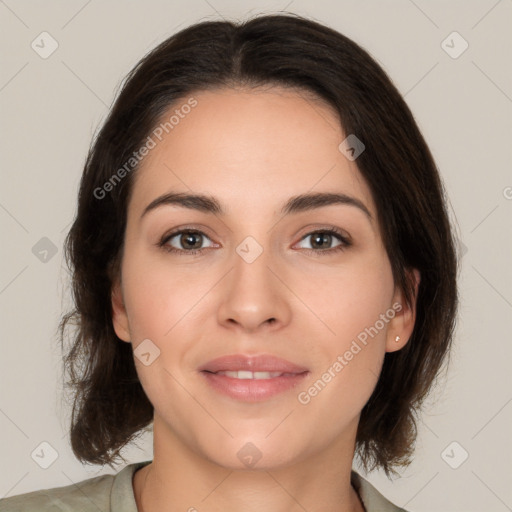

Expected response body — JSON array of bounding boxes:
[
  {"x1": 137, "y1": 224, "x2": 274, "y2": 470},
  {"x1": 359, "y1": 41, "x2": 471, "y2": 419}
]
[{"x1": 395, "y1": 335, "x2": 401, "y2": 343}]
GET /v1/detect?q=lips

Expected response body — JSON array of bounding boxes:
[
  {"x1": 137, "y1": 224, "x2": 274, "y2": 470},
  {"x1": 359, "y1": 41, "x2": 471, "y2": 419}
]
[
  {"x1": 198, "y1": 354, "x2": 309, "y2": 375},
  {"x1": 214, "y1": 370, "x2": 293, "y2": 379},
  {"x1": 199, "y1": 354, "x2": 310, "y2": 401}
]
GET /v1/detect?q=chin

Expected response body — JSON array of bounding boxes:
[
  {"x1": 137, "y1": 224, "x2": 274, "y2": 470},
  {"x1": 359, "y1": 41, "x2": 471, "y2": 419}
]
[{"x1": 198, "y1": 434, "x2": 306, "y2": 472}]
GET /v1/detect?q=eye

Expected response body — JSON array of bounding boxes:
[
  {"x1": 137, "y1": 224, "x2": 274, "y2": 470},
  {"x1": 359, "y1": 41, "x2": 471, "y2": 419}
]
[
  {"x1": 158, "y1": 229, "x2": 215, "y2": 255},
  {"x1": 295, "y1": 228, "x2": 351, "y2": 255},
  {"x1": 157, "y1": 227, "x2": 351, "y2": 256}
]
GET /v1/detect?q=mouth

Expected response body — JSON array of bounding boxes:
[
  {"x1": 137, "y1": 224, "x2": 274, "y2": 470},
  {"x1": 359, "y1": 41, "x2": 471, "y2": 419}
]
[
  {"x1": 204, "y1": 370, "x2": 302, "y2": 379},
  {"x1": 198, "y1": 354, "x2": 309, "y2": 401},
  {"x1": 198, "y1": 353, "x2": 309, "y2": 374}
]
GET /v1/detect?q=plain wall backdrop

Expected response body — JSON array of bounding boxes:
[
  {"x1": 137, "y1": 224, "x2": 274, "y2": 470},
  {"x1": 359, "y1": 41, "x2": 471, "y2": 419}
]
[{"x1": 1, "y1": 1, "x2": 511, "y2": 511}]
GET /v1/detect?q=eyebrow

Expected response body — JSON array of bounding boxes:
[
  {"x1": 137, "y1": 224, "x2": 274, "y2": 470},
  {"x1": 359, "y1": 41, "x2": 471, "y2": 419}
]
[{"x1": 140, "y1": 191, "x2": 373, "y2": 223}]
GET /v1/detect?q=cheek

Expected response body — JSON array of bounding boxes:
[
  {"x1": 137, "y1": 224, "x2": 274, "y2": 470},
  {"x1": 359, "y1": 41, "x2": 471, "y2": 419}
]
[
  {"x1": 296, "y1": 280, "x2": 391, "y2": 439},
  {"x1": 295, "y1": 253, "x2": 393, "y2": 405},
  {"x1": 119, "y1": 250, "x2": 198, "y2": 409},
  {"x1": 121, "y1": 248, "x2": 206, "y2": 340},
  {"x1": 298, "y1": 253, "x2": 394, "y2": 344}
]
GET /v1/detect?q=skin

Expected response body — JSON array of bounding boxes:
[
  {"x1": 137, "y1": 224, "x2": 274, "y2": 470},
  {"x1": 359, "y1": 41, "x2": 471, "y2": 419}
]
[{"x1": 111, "y1": 86, "x2": 419, "y2": 512}]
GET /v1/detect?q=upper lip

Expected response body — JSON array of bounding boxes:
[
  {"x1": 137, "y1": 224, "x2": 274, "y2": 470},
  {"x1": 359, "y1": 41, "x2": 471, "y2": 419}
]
[{"x1": 199, "y1": 354, "x2": 309, "y2": 374}]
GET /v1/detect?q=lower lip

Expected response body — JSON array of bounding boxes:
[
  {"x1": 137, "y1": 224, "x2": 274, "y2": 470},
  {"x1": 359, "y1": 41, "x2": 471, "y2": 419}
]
[{"x1": 200, "y1": 371, "x2": 309, "y2": 402}]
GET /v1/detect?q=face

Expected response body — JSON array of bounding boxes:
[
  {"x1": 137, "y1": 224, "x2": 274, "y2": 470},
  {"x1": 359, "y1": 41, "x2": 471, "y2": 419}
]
[{"x1": 112, "y1": 86, "x2": 417, "y2": 470}]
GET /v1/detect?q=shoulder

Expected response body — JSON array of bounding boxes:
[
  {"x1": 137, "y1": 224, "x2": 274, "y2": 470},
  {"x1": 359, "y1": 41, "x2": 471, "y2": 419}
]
[
  {"x1": 351, "y1": 470, "x2": 408, "y2": 512},
  {"x1": 0, "y1": 473, "x2": 116, "y2": 512},
  {"x1": 0, "y1": 461, "x2": 151, "y2": 512}
]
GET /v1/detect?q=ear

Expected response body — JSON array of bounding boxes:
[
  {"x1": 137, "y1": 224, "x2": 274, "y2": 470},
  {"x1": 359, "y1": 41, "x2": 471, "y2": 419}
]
[
  {"x1": 111, "y1": 277, "x2": 131, "y2": 343},
  {"x1": 385, "y1": 268, "x2": 420, "y2": 353}
]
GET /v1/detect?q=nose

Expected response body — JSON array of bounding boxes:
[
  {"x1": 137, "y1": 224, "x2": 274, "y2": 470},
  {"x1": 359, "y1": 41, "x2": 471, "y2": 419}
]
[{"x1": 217, "y1": 241, "x2": 292, "y2": 333}]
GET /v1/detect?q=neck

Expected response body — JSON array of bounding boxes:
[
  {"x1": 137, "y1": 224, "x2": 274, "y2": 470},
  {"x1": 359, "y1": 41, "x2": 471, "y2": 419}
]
[{"x1": 134, "y1": 416, "x2": 365, "y2": 512}]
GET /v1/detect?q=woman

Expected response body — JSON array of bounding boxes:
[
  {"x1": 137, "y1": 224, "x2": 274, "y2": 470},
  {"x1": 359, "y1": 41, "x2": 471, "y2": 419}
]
[{"x1": 1, "y1": 12, "x2": 458, "y2": 512}]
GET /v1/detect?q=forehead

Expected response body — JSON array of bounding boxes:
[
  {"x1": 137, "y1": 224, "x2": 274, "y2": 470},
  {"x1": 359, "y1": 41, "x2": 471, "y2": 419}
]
[{"x1": 128, "y1": 86, "x2": 376, "y2": 221}]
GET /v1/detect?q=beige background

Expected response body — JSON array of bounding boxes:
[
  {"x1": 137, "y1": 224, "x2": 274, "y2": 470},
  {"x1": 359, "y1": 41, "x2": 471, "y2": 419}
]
[{"x1": 1, "y1": 1, "x2": 511, "y2": 511}]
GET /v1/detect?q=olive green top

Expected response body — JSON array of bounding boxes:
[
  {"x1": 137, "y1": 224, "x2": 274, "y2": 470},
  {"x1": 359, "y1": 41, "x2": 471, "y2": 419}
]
[{"x1": 0, "y1": 460, "x2": 408, "y2": 511}]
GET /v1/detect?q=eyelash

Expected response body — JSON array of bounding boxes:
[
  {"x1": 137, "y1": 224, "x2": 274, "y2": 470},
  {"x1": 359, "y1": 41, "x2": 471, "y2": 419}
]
[{"x1": 157, "y1": 227, "x2": 352, "y2": 256}]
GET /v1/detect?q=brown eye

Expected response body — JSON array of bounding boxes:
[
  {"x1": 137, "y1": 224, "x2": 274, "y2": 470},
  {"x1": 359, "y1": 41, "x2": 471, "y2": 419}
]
[
  {"x1": 178, "y1": 231, "x2": 203, "y2": 250},
  {"x1": 159, "y1": 230, "x2": 214, "y2": 254},
  {"x1": 310, "y1": 232, "x2": 334, "y2": 249},
  {"x1": 296, "y1": 229, "x2": 351, "y2": 255}
]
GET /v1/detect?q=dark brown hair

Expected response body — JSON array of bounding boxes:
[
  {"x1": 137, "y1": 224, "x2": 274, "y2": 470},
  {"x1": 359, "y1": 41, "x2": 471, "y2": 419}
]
[{"x1": 59, "y1": 12, "x2": 459, "y2": 476}]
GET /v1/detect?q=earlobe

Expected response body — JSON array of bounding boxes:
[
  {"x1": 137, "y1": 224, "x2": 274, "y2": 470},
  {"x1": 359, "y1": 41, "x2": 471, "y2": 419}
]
[
  {"x1": 111, "y1": 279, "x2": 131, "y2": 343},
  {"x1": 386, "y1": 268, "x2": 421, "y2": 353}
]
